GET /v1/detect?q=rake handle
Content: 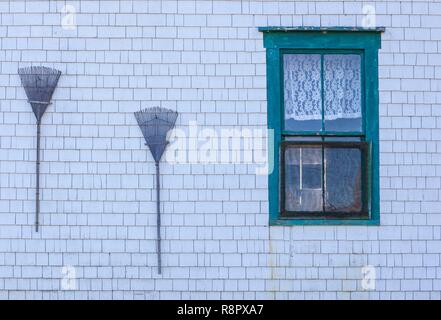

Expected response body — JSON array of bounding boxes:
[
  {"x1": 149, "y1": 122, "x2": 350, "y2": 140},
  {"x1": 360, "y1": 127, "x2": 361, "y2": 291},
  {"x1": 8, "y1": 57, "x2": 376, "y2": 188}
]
[
  {"x1": 35, "y1": 120, "x2": 41, "y2": 232},
  {"x1": 156, "y1": 161, "x2": 161, "y2": 274}
]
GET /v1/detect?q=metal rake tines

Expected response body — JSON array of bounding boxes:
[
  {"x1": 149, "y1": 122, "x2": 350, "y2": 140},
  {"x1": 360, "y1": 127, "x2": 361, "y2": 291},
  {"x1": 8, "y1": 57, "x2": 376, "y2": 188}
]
[
  {"x1": 134, "y1": 107, "x2": 178, "y2": 163},
  {"x1": 18, "y1": 66, "x2": 61, "y2": 122},
  {"x1": 134, "y1": 107, "x2": 178, "y2": 135}
]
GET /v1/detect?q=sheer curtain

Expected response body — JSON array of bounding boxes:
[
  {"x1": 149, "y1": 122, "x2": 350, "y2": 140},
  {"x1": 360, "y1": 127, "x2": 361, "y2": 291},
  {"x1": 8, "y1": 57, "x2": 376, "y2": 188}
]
[
  {"x1": 324, "y1": 54, "x2": 361, "y2": 120},
  {"x1": 284, "y1": 54, "x2": 361, "y2": 122},
  {"x1": 284, "y1": 54, "x2": 322, "y2": 121}
]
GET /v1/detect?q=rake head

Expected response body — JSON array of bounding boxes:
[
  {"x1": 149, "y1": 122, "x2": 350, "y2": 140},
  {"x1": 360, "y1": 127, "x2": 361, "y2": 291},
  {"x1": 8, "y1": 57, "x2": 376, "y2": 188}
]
[
  {"x1": 18, "y1": 66, "x2": 61, "y2": 122},
  {"x1": 134, "y1": 107, "x2": 178, "y2": 163}
]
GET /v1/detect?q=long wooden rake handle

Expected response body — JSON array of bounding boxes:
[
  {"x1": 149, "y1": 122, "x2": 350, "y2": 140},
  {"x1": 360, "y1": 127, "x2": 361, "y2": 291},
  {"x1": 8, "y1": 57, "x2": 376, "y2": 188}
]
[
  {"x1": 35, "y1": 120, "x2": 41, "y2": 232},
  {"x1": 155, "y1": 162, "x2": 162, "y2": 274}
]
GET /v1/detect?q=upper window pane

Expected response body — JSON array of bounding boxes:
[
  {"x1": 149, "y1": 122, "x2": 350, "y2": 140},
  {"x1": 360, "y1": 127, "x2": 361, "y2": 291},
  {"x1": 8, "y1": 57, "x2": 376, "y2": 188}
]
[
  {"x1": 283, "y1": 53, "x2": 363, "y2": 133},
  {"x1": 284, "y1": 54, "x2": 322, "y2": 132},
  {"x1": 324, "y1": 54, "x2": 362, "y2": 132}
]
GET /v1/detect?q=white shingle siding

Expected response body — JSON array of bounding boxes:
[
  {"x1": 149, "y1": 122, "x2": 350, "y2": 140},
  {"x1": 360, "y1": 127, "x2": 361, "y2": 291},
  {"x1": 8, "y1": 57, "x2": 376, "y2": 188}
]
[{"x1": 0, "y1": 0, "x2": 441, "y2": 299}]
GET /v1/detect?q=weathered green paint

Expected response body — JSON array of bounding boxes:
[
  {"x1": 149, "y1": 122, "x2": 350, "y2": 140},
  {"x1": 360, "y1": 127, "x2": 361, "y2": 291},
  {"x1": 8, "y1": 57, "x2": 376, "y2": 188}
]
[
  {"x1": 258, "y1": 26, "x2": 386, "y2": 33},
  {"x1": 260, "y1": 27, "x2": 383, "y2": 226},
  {"x1": 266, "y1": 48, "x2": 282, "y2": 226},
  {"x1": 282, "y1": 131, "x2": 364, "y2": 136},
  {"x1": 364, "y1": 47, "x2": 381, "y2": 224}
]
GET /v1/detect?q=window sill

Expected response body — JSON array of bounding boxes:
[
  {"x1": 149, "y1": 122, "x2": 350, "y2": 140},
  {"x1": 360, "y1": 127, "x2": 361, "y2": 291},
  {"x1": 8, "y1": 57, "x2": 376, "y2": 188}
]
[{"x1": 270, "y1": 217, "x2": 380, "y2": 226}]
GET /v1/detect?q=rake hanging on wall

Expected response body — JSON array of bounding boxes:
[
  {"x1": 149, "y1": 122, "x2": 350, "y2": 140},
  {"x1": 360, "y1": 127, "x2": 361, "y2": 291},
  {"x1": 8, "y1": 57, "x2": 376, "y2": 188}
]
[
  {"x1": 18, "y1": 66, "x2": 61, "y2": 232},
  {"x1": 134, "y1": 107, "x2": 178, "y2": 274}
]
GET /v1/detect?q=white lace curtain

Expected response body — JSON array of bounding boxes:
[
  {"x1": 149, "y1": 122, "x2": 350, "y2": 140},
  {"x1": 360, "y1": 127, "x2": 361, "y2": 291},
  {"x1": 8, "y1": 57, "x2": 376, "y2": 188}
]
[{"x1": 284, "y1": 54, "x2": 362, "y2": 121}]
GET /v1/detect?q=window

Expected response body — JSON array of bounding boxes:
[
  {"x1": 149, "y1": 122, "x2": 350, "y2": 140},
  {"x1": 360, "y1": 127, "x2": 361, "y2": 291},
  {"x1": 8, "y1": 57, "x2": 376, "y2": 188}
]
[{"x1": 259, "y1": 27, "x2": 383, "y2": 225}]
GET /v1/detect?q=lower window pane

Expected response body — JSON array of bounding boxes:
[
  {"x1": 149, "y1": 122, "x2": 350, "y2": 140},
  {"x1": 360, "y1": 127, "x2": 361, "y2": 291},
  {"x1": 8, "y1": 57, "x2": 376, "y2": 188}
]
[
  {"x1": 325, "y1": 147, "x2": 362, "y2": 213},
  {"x1": 284, "y1": 146, "x2": 322, "y2": 212},
  {"x1": 282, "y1": 141, "x2": 368, "y2": 218}
]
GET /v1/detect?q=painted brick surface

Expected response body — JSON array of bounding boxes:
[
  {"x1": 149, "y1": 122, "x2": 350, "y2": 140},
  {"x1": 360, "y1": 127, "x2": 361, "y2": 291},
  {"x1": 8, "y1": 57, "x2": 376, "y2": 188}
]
[{"x1": 0, "y1": 0, "x2": 441, "y2": 299}]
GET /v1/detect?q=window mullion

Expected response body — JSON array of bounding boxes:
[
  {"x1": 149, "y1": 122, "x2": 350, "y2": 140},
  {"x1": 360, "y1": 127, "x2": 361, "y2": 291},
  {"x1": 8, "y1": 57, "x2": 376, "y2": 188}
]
[
  {"x1": 321, "y1": 145, "x2": 325, "y2": 213},
  {"x1": 320, "y1": 54, "x2": 325, "y2": 133},
  {"x1": 320, "y1": 54, "x2": 325, "y2": 213}
]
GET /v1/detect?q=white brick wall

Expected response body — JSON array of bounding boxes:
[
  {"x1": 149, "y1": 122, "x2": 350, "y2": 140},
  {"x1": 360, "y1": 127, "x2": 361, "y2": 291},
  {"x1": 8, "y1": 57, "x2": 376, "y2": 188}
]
[{"x1": 1, "y1": 0, "x2": 441, "y2": 299}]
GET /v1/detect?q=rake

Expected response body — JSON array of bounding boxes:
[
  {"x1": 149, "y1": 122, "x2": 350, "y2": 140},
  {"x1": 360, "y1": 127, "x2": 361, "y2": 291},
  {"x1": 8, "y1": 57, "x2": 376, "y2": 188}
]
[
  {"x1": 18, "y1": 66, "x2": 61, "y2": 232},
  {"x1": 134, "y1": 107, "x2": 178, "y2": 274}
]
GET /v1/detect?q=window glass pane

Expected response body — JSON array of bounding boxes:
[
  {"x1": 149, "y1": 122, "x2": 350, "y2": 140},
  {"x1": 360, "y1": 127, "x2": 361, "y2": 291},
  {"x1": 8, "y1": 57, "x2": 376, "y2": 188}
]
[
  {"x1": 303, "y1": 164, "x2": 321, "y2": 189},
  {"x1": 324, "y1": 54, "x2": 362, "y2": 132},
  {"x1": 325, "y1": 147, "x2": 362, "y2": 213},
  {"x1": 284, "y1": 54, "x2": 322, "y2": 132},
  {"x1": 284, "y1": 146, "x2": 322, "y2": 212}
]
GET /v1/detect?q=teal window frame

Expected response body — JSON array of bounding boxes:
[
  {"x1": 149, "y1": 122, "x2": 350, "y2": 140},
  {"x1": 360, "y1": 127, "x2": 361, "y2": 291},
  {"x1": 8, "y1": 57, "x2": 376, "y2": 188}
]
[{"x1": 259, "y1": 27, "x2": 384, "y2": 226}]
